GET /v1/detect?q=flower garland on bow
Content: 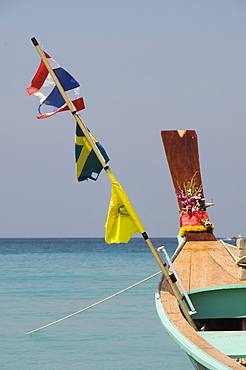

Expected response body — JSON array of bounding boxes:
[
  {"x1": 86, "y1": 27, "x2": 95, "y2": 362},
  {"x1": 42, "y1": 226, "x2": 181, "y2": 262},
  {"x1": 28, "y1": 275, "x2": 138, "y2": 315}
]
[
  {"x1": 177, "y1": 172, "x2": 214, "y2": 236},
  {"x1": 177, "y1": 172, "x2": 205, "y2": 213}
]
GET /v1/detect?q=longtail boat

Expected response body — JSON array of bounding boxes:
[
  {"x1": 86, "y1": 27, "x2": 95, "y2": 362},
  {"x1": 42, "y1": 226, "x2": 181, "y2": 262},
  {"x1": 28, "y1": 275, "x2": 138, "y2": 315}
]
[
  {"x1": 155, "y1": 130, "x2": 246, "y2": 369},
  {"x1": 26, "y1": 43, "x2": 246, "y2": 366}
]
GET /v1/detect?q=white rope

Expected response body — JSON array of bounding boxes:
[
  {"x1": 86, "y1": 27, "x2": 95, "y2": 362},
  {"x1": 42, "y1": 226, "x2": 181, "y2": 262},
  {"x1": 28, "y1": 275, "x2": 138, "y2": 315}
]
[
  {"x1": 219, "y1": 239, "x2": 237, "y2": 262},
  {"x1": 26, "y1": 270, "x2": 161, "y2": 335}
]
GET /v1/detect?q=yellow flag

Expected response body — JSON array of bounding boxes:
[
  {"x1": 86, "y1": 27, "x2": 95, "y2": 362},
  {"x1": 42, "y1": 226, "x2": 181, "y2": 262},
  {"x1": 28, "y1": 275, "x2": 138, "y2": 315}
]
[{"x1": 105, "y1": 181, "x2": 139, "y2": 244}]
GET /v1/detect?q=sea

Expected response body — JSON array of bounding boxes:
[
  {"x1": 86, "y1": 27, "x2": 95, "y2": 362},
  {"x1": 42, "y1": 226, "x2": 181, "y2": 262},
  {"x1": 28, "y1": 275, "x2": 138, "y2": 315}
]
[{"x1": 0, "y1": 237, "x2": 194, "y2": 370}]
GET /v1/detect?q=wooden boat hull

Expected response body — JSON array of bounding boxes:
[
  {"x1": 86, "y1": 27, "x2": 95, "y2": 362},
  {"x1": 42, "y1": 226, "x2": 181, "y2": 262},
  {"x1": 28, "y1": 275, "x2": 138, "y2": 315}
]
[
  {"x1": 157, "y1": 130, "x2": 246, "y2": 368},
  {"x1": 156, "y1": 293, "x2": 227, "y2": 370},
  {"x1": 156, "y1": 240, "x2": 246, "y2": 369}
]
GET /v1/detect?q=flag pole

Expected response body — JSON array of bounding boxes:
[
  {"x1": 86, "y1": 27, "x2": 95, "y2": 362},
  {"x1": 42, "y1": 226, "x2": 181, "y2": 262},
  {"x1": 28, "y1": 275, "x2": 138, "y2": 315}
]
[{"x1": 30, "y1": 38, "x2": 196, "y2": 330}]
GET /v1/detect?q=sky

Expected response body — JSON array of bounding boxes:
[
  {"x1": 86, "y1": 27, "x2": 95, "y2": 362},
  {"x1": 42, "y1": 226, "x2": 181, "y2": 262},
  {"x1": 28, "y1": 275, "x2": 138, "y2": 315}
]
[{"x1": 1, "y1": 0, "x2": 246, "y2": 238}]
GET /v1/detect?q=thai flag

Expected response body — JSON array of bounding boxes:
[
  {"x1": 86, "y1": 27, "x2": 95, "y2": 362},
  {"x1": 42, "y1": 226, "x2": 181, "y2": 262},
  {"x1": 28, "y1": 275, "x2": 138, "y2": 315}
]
[{"x1": 27, "y1": 52, "x2": 85, "y2": 119}]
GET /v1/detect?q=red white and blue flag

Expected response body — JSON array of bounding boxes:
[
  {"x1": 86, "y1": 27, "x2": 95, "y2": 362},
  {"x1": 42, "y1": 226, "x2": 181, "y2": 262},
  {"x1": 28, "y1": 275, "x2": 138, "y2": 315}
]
[{"x1": 27, "y1": 52, "x2": 85, "y2": 119}]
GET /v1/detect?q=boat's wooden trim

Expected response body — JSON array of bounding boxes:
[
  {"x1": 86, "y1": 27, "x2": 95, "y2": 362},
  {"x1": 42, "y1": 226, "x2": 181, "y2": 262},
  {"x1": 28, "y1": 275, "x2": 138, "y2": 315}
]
[
  {"x1": 186, "y1": 231, "x2": 217, "y2": 242},
  {"x1": 172, "y1": 240, "x2": 242, "y2": 291},
  {"x1": 159, "y1": 280, "x2": 243, "y2": 369},
  {"x1": 159, "y1": 240, "x2": 245, "y2": 369}
]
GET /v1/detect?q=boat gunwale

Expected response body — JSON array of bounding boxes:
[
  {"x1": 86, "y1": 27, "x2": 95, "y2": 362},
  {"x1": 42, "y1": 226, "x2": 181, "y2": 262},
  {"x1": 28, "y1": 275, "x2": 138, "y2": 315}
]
[
  {"x1": 156, "y1": 239, "x2": 245, "y2": 369},
  {"x1": 156, "y1": 286, "x2": 244, "y2": 369},
  {"x1": 155, "y1": 292, "x2": 238, "y2": 370}
]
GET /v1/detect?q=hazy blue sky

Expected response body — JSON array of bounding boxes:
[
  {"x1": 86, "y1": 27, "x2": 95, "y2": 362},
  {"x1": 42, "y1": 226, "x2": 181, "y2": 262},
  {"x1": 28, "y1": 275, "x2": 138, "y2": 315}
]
[{"x1": 1, "y1": 0, "x2": 246, "y2": 238}]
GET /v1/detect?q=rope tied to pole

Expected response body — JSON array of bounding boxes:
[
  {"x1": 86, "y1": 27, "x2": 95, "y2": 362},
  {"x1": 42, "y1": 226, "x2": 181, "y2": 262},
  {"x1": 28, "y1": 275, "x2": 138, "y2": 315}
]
[{"x1": 26, "y1": 271, "x2": 162, "y2": 335}]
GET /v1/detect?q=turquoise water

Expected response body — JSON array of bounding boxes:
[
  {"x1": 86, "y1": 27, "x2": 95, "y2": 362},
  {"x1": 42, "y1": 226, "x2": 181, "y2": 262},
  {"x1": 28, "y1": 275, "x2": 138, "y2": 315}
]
[{"x1": 0, "y1": 238, "x2": 193, "y2": 369}]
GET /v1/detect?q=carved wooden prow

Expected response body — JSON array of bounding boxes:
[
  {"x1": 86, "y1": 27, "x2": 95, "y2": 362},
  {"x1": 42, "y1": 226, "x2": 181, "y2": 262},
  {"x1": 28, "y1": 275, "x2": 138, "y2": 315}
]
[{"x1": 161, "y1": 130, "x2": 216, "y2": 241}]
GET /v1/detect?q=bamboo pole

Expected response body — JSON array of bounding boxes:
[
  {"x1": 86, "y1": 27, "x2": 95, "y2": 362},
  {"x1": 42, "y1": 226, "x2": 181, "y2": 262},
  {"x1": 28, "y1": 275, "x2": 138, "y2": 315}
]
[{"x1": 30, "y1": 38, "x2": 197, "y2": 331}]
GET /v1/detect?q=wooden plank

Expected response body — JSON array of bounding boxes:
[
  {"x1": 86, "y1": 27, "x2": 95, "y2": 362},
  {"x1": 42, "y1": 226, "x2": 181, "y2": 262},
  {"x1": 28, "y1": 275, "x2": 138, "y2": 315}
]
[
  {"x1": 186, "y1": 232, "x2": 216, "y2": 241},
  {"x1": 159, "y1": 240, "x2": 246, "y2": 369},
  {"x1": 160, "y1": 276, "x2": 243, "y2": 369},
  {"x1": 173, "y1": 241, "x2": 241, "y2": 292}
]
